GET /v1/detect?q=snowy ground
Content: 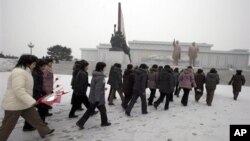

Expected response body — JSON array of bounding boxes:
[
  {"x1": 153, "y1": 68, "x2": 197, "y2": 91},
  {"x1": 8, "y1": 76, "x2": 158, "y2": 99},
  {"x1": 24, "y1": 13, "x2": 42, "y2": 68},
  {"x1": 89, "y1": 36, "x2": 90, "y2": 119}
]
[{"x1": 0, "y1": 73, "x2": 250, "y2": 141}]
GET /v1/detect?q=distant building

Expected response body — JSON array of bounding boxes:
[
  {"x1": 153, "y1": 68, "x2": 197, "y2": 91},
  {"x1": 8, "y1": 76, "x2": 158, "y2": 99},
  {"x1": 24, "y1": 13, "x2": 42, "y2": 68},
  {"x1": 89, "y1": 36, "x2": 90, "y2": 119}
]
[{"x1": 81, "y1": 40, "x2": 250, "y2": 69}]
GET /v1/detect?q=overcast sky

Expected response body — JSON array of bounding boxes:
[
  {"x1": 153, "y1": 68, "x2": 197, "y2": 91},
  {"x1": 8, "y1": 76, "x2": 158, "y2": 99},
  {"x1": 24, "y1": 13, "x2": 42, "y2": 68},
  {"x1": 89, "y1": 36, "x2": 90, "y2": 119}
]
[{"x1": 0, "y1": 0, "x2": 249, "y2": 59}]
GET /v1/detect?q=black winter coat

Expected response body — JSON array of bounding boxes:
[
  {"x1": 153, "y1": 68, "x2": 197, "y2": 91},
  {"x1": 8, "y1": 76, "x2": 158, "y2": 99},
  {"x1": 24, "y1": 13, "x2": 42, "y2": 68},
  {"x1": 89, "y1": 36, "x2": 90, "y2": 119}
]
[
  {"x1": 229, "y1": 74, "x2": 245, "y2": 92},
  {"x1": 107, "y1": 66, "x2": 115, "y2": 85},
  {"x1": 32, "y1": 68, "x2": 46, "y2": 100},
  {"x1": 158, "y1": 68, "x2": 175, "y2": 93},
  {"x1": 205, "y1": 72, "x2": 219, "y2": 91},
  {"x1": 72, "y1": 70, "x2": 89, "y2": 95},
  {"x1": 108, "y1": 66, "x2": 122, "y2": 89},
  {"x1": 195, "y1": 72, "x2": 206, "y2": 91},
  {"x1": 122, "y1": 69, "x2": 135, "y2": 94},
  {"x1": 133, "y1": 68, "x2": 148, "y2": 93}
]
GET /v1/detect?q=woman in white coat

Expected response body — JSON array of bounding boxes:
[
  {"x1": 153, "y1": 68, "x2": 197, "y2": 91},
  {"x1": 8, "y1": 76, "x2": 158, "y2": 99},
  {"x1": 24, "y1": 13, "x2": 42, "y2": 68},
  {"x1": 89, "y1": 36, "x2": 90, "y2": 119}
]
[{"x1": 0, "y1": 54, "x2": 54, "y2": 141}]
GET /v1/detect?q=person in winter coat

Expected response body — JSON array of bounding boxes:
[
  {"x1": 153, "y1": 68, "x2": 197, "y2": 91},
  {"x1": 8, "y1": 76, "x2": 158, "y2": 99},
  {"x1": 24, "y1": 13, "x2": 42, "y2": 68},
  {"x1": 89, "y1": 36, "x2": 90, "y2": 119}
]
[
  {"x1": 69, "y1": 60, "x2": 96, "y2": 118},
  {"x1": 23, "y1": 59, "x2": 49, "y2": 131},
  {"x1": 228, "y1": 70, "x2": 245, "y2": 100},
  {"x1": 42, "y1": 58, "x2": 54, "y2": 95},
  {"x1": 108, "y1": 63, "x2": 124, "y2": 105},
  {"x1": 169, "y1": 68, "x2": 174, "y2": 101},
  {"x1": 70, "y1": 61, "x2": 84, "y2": 111},
  {"x1": 194, "y1": 69, "x2": 206, "y2": 102},
  {"x1": 205, "y1": 68, "x2": 220, "y2": 106},
  {"x1": 76, "y1": 62, "x2": 111, "y2": 129},
  {"x1": 122, "y1": 64, "x2": 135, "y2": 109},
  {"x1": 107, "y1": 64, "x2": 117, "y2": 100},
  {"x1": 0, "y1": 55, "x2": 54, "y2": 141},
  {"x1": 158, "y1": 66, "x2": 163, "y2": 73},
  {"x1": 125, "y1": 64, "x2": 148, "y2": 116},
  {"x1": 153, "y1": 65, "x2": 174, "y2": 110},
  {"x1": 147, "y1": 64, "x2": 159, "y2": 105},
  {"x1": 42, "y1": 58, "x2": 54, "y2": 116},
  {"x1": 175, "y1": 69, "x2": 184, "y2": 97},
  {"x1": 173, "y1": 68, "x2": 180, "y2": 97},
  {"x1": 179, "y1": 66, "x2": 197, "y2": 106}
]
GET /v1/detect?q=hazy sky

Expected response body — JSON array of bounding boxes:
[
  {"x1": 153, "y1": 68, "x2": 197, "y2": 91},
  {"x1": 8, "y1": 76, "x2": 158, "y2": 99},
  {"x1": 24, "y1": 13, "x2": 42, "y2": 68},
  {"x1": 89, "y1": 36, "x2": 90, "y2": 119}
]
[{"x1": 0, "y1": 0, "x2": 249, "y2": 59}]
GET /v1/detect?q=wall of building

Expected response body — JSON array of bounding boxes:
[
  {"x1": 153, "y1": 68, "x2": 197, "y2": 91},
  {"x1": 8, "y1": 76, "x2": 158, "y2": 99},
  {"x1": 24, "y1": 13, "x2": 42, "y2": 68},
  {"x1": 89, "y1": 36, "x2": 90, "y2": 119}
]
[
  {"x1": 81, "y1": 41, "x2": 250, "y2": 69},
  {"x1": 80, "y1": 48, "x2": 98, "y2": 62}
]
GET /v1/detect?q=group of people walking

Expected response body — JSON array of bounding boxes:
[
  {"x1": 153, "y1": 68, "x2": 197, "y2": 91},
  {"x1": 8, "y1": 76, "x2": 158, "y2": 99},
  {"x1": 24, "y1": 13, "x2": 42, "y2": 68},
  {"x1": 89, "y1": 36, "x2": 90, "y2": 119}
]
[
  {"x1": 0, "y1": 54, "x2": 246, "y2": 141},
  {"x1": 0, "y1": 55, "x2": 55, "y2": 141},
  {"x1": 68, "y1": 60, "x2": 111, "y2": 129}
]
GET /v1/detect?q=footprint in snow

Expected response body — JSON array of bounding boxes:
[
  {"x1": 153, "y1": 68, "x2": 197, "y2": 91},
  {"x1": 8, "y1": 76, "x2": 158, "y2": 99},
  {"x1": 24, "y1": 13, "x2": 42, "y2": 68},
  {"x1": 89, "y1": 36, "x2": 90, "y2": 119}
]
[
  {"x1": 88, "y1": 125, "x2": 99, "y2": 129},
  {"x1": 192, "y1": 133, "x2": 197, "y2": 136},
  {"x1": 62, "y1": 129, "x2": 71, "y2": 133},
  {"x1": 54, "y1": 111, "x2": 62, "y2": 114},
  {"x1": 59, "y1": 135, "x2": 71, "y2": 138}
]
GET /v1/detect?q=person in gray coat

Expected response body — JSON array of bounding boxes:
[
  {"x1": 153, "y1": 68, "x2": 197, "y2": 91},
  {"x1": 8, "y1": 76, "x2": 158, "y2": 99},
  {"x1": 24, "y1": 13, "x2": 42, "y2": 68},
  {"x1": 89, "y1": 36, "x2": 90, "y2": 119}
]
[
  {"x1": 76, "y1": 62, "x2": 111, "y2": 129},
  {"x1": 154, "y1": 65, "x2": 175, "y2": 110},
  {"x1": 205, "y1": 68, "x2": 220, "y2": 106},
  {"x1": 228, "y1": 70, "x2": 246, "y2": 100},
  {"x1": 125, "y1": 64, "x2": 148, "y2": 116}
]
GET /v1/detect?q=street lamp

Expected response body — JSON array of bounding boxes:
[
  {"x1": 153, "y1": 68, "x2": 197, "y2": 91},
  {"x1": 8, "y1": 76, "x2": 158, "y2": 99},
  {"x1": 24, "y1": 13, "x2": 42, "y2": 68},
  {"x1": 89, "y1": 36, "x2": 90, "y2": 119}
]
[{"x1": 28, "y1": 42, "x2": 34, "y2": 55}]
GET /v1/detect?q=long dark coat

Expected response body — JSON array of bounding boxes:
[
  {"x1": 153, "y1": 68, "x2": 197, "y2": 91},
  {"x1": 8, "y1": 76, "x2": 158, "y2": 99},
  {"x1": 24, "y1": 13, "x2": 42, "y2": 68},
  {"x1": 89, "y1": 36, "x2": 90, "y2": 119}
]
[
  {"x1": 122, "y1": 69, "x2": 135, "y2": 95},
  {"x1": 229, "y1": 74, "x2": 245, "y2": 92}
]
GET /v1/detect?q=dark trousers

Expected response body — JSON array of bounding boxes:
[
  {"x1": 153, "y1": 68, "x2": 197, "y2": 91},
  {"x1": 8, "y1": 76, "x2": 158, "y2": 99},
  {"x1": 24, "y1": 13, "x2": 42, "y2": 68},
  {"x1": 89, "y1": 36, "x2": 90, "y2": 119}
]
[
  {"x1": 122, "y1": 92, "x2": 132, "y2": 109},
  {"x1": 108, "y1": 88, "x2": 124, "y2": 104},
  {"x1": 154, "y1": 92, "x2": 170, "y2": 110},
  {"x1": 206, "y1": 89, "x2": 215, "y2": 106},
  {"x1": 23, "y1": 105, "x2": 48, "y2": 129},
  {"x1": 181, "y1": 88, "x2": 190, "y2": 106},
  {"x1": 77, "y1": 103, "x2": 108, "y2": 126},
  {"x1": 174, "y1": 84, "x2": 181, "y2": 97},
  {"x1": 69, "y1": 95, "x2": 90, "y2": 116},
  {"x1": 194, "y1": 88, "x2": 203, "y2": 102},
  {"x1": 71, "y1": 93, "x2": 83, "y2": 109},
  {"x1": 148, "y1": 88, "x2": 156, "y2": 105},
  {"x1": 108, "y1": 87, "x2": 116, "y2": 100},
  {"x1": 169, "y1": 92, "x2": 173, "y2": 101},
  {"x1": 0, "y1": 107, "x2": 51, "y2": 141},
  {"x1": 126, "y1": 90, "x2": 147, "y2": 114},
  {"x1": 233, "y1": 90, "x2": 239, "y2": 100}
]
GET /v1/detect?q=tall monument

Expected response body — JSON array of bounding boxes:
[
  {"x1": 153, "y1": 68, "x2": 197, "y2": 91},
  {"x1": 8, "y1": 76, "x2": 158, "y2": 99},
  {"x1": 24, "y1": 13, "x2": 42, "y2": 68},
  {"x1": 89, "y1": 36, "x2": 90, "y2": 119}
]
[{"x1": 110, "y1": 2, "x2": 132, "y2": 63}]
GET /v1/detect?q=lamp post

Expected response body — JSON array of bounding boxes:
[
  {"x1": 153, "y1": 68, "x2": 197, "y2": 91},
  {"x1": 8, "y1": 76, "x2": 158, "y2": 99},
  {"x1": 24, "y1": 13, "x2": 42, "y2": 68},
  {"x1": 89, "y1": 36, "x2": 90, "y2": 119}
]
[{"x1": 28, "y1": 42, "x2": 34, "y2": 55}]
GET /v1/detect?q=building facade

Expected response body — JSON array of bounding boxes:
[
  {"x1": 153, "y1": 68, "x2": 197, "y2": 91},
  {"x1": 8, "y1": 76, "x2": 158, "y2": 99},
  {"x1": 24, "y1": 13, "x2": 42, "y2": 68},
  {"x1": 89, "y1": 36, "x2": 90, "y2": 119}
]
[{"x1": 81, "y1": 40, "x2": 250, "y2": 69}]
